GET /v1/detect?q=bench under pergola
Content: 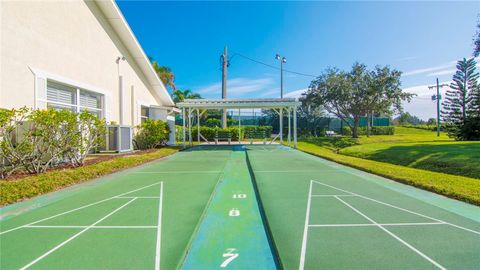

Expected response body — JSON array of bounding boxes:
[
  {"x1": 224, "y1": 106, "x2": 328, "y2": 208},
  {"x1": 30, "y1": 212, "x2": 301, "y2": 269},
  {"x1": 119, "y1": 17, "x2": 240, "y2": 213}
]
[{"x1": 176, "y1": 98, "x2": 301, "y2": 148}]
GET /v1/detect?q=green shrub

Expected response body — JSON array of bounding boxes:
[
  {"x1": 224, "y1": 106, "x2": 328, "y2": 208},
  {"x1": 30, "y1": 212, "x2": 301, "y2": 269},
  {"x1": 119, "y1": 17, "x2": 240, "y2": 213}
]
[
  {"x1": 303, "y1": 136, "x2": 358, "y2": 150},
  {"x1": 191, "y1": 126, "x2": 245, "y2": 140},
  {"x1": 134, "y1": 119, "x2": 170, "y2": 149},
  {"x1": 204, "y1": 118, "x2": 221, "y2": 127},
  {"x1": 0, "y1": 108, "x2": 105, "y2": 178},
  {"x1": 342, "y1": 126, "x2": 395, "y2": 136},
  {"x1": 66, "y1": 111, "x2": 105, "y2": 166}
]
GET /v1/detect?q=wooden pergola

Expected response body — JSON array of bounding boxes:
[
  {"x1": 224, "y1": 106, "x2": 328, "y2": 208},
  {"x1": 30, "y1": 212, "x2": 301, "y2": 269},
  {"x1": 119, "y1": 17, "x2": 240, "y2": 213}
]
[{"x1": 176, "y1": 98, "x2": 301, "y2": 148}]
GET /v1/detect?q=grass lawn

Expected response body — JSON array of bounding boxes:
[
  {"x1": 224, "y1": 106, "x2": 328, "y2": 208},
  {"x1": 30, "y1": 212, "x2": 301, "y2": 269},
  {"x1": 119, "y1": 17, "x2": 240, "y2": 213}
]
[
  {"x1": 0, "y1": 147, "x2": 179, "y2": 206},
  {"x1": 338, "y1": 128, "x2": 480, "y2": 179},
  {"x1": 296, "y1": 127, "x2": 480, "y2": 205},
  {"x1": 340, "y1": 141, "x2": 480, "y2": 179}
]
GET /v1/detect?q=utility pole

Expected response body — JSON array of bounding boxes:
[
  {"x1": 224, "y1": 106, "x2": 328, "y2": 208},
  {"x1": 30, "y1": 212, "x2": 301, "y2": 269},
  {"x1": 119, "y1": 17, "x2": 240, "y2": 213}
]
[
  {"x1": 221, "y1": 46, "x2": 228, "y2": 129},
  {"x1": 428, "y1": 78, "x2": 449, "y2": 137}
]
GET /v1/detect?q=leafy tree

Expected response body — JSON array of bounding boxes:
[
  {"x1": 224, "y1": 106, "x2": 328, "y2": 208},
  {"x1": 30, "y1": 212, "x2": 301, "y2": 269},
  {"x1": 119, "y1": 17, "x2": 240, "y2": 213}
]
[
  {"x1": 307, "y1": 63, "x2": 412, "y2": 138},
  {"x1": 427, "y1": 118, "x2": 437, "y2": 125},
  {"x1": 442, "y1": 58, "x2": 480, "y2": 139},
  {"x1": 297, "y1": 95, "x2": 326, "y2": 136},
  {"x1": 172, "y1": 89, "x2": 202, "y2": 103},
  {"x1": 394, "y1": 112, "x2": 425, "y2": 125},
  {"x1": 151, "y1": 61, "x2": 176, "y2": 91}
]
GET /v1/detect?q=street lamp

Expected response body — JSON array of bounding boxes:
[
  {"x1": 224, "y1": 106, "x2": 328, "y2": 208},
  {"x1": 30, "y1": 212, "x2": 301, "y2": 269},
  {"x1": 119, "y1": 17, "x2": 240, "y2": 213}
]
[{"x1": 275, "y1": 54, "x2": 287, "y2": 98}]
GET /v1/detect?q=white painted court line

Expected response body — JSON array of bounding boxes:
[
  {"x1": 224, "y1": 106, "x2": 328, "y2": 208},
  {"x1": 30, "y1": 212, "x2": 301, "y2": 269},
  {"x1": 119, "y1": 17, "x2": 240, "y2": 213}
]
[
  {"x1": 312, "y1": 180, "x2": 480, "y2": 236},
  {"x1": 254, "y1": 170, "x2": 338, "y2": 173},
  {"x1": 308, "y1": 222, "x2": 445, "y2": 228},
  {"x1": 24, "y1": 225, "x2": 156, "y2": 229},
  {"x1": 0, "y1": 182, "x2": 161, "y2": 236},
  {"x1": 115, "y1": 196, "x2": 160, "y2": 199},
  {"x1": 133, "y1": 171, "x2": 221, "y2": 174},
  {"x1": 298, "y1": 180, "x2": 313, "y2": 270},
  {"x1": 311, "y1": 194, "x2": 357, "y2": 197},
  {"x1": 154, "y1": 182, "x2": 164, "y2": 270},
  {"x1": 19, "y1": 198, "x2": 137, "y2": 270},
  {"x1": 335, "y1": 196, "x2": 446, "y2": 270}
]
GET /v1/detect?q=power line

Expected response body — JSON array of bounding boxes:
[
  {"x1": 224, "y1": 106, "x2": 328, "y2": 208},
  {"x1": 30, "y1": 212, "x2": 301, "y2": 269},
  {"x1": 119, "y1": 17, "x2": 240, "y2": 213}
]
[{"x1": 231, "y1": 51, "x2": 318, "y2": 78}]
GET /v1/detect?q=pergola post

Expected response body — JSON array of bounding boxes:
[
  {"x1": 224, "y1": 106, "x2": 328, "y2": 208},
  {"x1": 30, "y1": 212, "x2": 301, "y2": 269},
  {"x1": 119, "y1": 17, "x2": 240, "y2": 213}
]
[
  {"x1": 293, "y1": 106, "x2": 297, "y2": 148},
  {"x1": 288, "y1": 107, "x2": 291, "y2": 146},
  {"x1": 188, "y1": 108, "x2": 192, "y2": 146},
  {"x1": 279, "y1": 108, "x2": 283, "y2": 143},
  {"x1": 197, "y1": 108, "x2": 200, "y2": 143},
  {"x1": 238, "y1": 108, "x2": 241, "y2": 144},
  {"x1": 182, "y1": 107, "x2": 186, "y2": 148}
]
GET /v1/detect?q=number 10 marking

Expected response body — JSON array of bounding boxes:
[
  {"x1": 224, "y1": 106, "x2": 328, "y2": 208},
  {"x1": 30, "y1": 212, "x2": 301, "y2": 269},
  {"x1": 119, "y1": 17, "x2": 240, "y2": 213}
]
[
  {"x1": 232, "y1": 194, "x2": 247, "y2": 199},
  {"x1": 221, "y1": 248, "x2": 239, "y2": 268}
]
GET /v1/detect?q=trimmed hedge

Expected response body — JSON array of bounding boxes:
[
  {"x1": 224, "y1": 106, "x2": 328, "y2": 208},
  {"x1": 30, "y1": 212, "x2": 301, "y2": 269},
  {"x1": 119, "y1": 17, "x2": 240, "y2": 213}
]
[
  {"x1": 185, "y1": 126, "x2": 273, "y2": 141},
  {"x1": 0, "y1": 148, "x2": 179, "y2": 205},
  {"x1": 342, "y1": 126, "x2": 395, "y2": 136}
]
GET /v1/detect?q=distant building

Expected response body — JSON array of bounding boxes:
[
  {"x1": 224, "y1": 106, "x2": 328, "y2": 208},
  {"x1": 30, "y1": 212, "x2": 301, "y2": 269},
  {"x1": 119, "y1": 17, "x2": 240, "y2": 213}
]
[{"x1": 0, "y1": 0, "x2": 177, "y2": 147}]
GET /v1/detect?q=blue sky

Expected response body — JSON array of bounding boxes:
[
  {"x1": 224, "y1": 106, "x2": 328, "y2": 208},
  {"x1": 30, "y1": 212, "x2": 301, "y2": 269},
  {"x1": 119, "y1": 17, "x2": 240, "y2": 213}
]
[{"x1": 117, "y1": 1, "x2": 480, "y2": 120}]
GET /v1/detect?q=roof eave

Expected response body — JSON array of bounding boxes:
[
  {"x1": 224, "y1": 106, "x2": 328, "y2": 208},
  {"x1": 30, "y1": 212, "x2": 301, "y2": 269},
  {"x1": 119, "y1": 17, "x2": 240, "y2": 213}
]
[{"x1": 93, "y1": 0, "x2": 175, "y2": 107}]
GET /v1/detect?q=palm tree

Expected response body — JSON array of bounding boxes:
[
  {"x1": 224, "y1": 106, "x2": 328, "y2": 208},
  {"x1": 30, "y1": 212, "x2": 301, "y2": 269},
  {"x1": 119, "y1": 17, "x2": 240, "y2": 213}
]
[
  {"x1": 151, "y1": 61, "x2": 176, "y2": 91},
  {"x1": 172, "y1": 89, "x2": 202, "y2": 103}
]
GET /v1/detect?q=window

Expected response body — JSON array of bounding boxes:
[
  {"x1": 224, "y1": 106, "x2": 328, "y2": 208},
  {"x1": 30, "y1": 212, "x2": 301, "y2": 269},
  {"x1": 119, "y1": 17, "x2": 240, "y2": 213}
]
[
  {"x1": 141, "y1": 106, "x2": 150, "y2": 124},
  {"x1": 46, "y1": 80, "x2": 104, "y2": 118}
]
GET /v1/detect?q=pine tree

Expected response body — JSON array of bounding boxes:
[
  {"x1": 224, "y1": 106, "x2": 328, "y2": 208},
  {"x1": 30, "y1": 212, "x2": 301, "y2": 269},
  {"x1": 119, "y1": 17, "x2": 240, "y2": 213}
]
[{"x1": 442, "y1": 58, "x2": 480, "y2": 140}]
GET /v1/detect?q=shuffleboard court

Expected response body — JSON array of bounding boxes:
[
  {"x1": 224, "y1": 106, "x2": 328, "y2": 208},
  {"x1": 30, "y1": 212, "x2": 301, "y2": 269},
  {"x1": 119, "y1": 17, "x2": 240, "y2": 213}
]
[
  {"x1": 2, "y1": 144, "x2": 480, "y2": 270},
  {"x1": 182, "y1": 146, "x2": 277, "y2": 269},
  {"x1": 246, "y1": 145, "x2": 480, "y2": 270},
  {"x1": 0, "y1": 147, "x2": 231, "y2": 270}
]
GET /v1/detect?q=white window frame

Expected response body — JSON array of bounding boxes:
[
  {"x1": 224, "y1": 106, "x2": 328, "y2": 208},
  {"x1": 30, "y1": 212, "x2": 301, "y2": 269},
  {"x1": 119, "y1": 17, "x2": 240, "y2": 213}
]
[{"x1": 29, "y1": 66, "x2": 110, "y2": 120}]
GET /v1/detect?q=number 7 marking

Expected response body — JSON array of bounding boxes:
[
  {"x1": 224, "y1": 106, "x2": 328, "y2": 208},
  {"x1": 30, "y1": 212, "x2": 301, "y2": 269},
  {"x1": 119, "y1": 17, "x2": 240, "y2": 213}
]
[{"x1": 221, "y1": 248, "x2": 239, "y2": 268}]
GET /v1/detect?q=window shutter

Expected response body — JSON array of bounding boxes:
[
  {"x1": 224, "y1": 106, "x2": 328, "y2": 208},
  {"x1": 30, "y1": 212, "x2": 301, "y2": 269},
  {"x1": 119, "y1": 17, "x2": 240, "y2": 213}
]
[
  {"x1": 35, "y1": 77, "x2": 47, "y2": 109},
  {"x1": 47, "y1": 82, "x2": 76, "y2": 104},
  {"x1": 80, "y1": 92, "x2": 100, "y2": 109}
]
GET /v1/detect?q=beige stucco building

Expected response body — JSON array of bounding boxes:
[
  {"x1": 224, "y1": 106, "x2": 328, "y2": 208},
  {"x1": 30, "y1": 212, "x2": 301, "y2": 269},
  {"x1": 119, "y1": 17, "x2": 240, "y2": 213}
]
[{"x1": 0, "y1": 0, "x2": 177, "y2": 147}]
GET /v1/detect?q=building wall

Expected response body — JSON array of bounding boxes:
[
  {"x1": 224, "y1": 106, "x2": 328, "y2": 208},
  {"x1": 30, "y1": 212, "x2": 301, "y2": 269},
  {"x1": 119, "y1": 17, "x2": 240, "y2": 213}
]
[{"x1": 0, "y1": 0, "x2": 166, "y2": 126}]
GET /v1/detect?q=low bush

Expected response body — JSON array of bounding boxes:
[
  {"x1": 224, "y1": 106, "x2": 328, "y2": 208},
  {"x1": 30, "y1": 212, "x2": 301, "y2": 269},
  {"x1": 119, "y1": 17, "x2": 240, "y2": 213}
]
[
  {"x1": 0, "y1": 108, "x2": 105, "y2": 178},
  {"x1": 342, "y1": 126, "x2": 395, "y2": 136},
  {"x1": 134, "y1": 119, "x2": 170, "y2": 149},
  {"x1": 191, "y1": 126, "x2": 244, "y2": 140},
  {"x1": 302, "y1": 136, "x2": 358, "y2": 150}
]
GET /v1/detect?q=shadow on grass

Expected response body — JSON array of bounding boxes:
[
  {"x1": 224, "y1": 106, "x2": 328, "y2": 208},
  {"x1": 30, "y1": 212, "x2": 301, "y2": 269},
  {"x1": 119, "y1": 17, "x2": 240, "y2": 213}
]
[{"x1": 365, "y1": 143, "x2": 480, "y2": 179}]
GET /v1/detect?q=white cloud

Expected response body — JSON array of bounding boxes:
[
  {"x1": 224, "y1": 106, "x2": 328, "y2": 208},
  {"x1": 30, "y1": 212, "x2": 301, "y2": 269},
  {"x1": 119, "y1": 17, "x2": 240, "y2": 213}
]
[
  {"x1": 402, "y1": 82, "x2": 450, "y2": 97},
  {"x1": 284, "y1": 88, "x2": 307, "y2": 98},
  {"x1": 401, "y1": 82, "x2": 452, "y2": 120},
  {"x1": 427, "y1": 69, "x2": 456, "y2": 77},
  {"x1": 403, "y1": 61, "x2": 456, "y2": 76}
]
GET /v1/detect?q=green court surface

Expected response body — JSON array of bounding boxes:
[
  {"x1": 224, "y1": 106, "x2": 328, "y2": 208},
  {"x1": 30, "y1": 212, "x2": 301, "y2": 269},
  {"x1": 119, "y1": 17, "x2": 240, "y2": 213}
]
[
  {"x1": 0, "y1": 147, "x2": 230, "y2": 270},
  {"x1": 246, "y1": 145, "x2": 480, "y2": 270},
  {"x1": 1, "y1": 145, "x2": 479, "y2": 270}
]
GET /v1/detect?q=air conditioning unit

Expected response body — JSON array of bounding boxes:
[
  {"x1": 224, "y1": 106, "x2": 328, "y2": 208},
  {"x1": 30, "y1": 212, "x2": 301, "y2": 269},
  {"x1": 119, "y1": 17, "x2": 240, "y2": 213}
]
[{"x1": 101, "y1": 125, "x2": 133, "y2": 152}]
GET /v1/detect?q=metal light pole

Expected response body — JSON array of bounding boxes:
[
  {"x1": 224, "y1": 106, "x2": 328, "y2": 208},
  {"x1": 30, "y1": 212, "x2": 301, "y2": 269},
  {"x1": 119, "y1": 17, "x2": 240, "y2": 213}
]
[
  {"x1": 428, "y1": 78, "x2": 449, "y2": 137},
  {"x1": 221, "y1": 46, "x2": 228, "y2": 129},
  {"x1": 275, "y1": 54, "x2": 287, "y2": 98}
]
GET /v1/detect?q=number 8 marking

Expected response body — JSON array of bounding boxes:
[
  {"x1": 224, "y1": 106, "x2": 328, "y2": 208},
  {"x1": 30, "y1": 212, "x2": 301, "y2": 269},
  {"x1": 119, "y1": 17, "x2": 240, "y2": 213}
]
[{"x1": 221, "y1": 248, "x2": 239, "y2": 268}]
